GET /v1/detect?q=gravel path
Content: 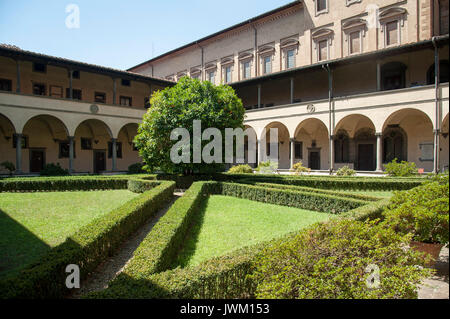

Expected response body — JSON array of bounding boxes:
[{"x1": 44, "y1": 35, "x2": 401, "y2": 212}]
[
  {"x1": 418, "y1": 246, "x2": 449, "y2": 299},
  {"x1": 69, "y1": 190, "x2": 185, "y2": 299}
]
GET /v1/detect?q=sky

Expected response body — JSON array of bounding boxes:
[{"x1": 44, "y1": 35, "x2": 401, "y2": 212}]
[{"x1": 0, "y1": 0, "x2": 294, "y2": 70}]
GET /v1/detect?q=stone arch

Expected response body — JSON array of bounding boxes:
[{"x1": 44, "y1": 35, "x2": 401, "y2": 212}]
[
  {"x1": 382, "y1": 108, "x2": 434, "y2": 171},
  {"x1": 440, "y1": 113, "x2": 449, "y2": 172},
  {"x1": 334, "y1": 114, "x2": 376, "y2": 171},
  {"x1": 0, "y1": 113, "x2": 17, "y2": 174},
  {"x1": 74, "y1": 119, "x2": 114, "y2": 173},
  {"x1": 261, "y1": 122, "x2": 290, "y2": 169},
  {"x1": 21, "y1": 115, "x2": 71, "y2": 173},
  {"x1": 293, "y1": 118, "x2": 329, "y2": 170}
]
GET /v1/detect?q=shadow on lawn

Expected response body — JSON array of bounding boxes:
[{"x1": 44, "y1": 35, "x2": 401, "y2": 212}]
[
  {"x1": 171, "y1": 197, "x2": 209, "y2": 269},
  {"x1": 0, "y1": 209, "x2": 51, "y2": 279}
]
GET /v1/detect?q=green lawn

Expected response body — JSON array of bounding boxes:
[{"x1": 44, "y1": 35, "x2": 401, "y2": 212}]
[
  {"x1": 0, "y1": 190, "x2": 139, "y2": 278},
  {"x1": 174, "y1": 195, "x2": 333, "y2": 268}
]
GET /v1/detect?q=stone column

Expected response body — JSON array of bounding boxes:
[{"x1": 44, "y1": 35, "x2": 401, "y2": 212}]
[
  {"x1": 257, "y1": 139, "x2": 263, "y2": 165},
  {"x1": 376, "y1": 60, "x2": 381, "y2": 91},
  {"x1": 111, "y1": 138, "x2": 117, "y2": 171},
  {"x1": 433, "y1": 129, "x2": 440, "y2": 173},
  {"x1": 329, "y1": 135, "x2": 334, "y2": 174},
  {"x1": 69, "y1": 136, "x2": 75, "y2": 173},
  {"x1": 376, "y1": 132, "x2": 383, "y2": 172},
  {"x1": 15, "y1": 133, "x2": 22, "y2": 174},
  {"x1": 290, "y1": 138, "x2": 296, "y2": 170}
]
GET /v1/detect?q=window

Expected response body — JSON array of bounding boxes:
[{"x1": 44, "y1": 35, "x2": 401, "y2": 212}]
[
  {"x1": 12, "y1": 134, "x2": 28, "y2": 149},
  {"x1": 427, "y1": 60, "x2": 450, "y2": 85},
  {"x1": 144, "y1": 97, "x2": 151, "y2": 109},
  {"x1": 33, "y1": 62, "x2": 46, "y2": 73},
  {"x1": 294, "y1": 142, "x2": 303, "y2": 159},
  {"x1": 263, "y1": 56, "x2": 272, "y2": 74},
  {"x1": 381, "y1": 62, "x2": 406, "y2": 91},
  {"x1": 286, "y1": 49, "x2": 295, "y2": 69},
  {"x1": 49, "y1": 85, "x2": 63, "y2": 98},
  {"x1": 419, "y1": 142, "x2": 434, "y2": 161},
  {"x1": 120, "y1": 96, "x2": 132, "y2": 106},
  {"x1": 66, "y1": 88, "x2": 82, "y2": 100},
  {"x1": 242, "y1": 61, "x2": 251, "y2": 79},
  {"x1": 59, "y1": 141, "x2": 75, "y2": 158},
  {"x1": 33, "y1": 83, "x2": 46, "y2": 96},
  {"x1": 108, "y1": 141, "x2": 122, "y2": 158},
  {"x1": 0, "y1": 79, "x2": 12, "y2": 91},
  {"x1": 316, "y1": 0, "x2": 328, "y2": 14},
  {"x1": 224, "y1": 66, "x2": 232, "y2": 83},
  {"x1": 81, "y1": 138, "x2": 92, "y2": 150},
  {"x1": 121, "y1": 79, "x2": 131, "y2": 86},
  {"x1": 94, "y1": 92, "x2": 106, "y2": 103},
  {"x1": 386, "y1": 21, "x2": 399, "y2": 46},
  {"x1": 318, "y1": 40, "x2": 328, "y2": 61},
  {"x1": 349, "y1": 31, "x2": 361, "y2": 54},
  {"x1": 208, "y1": 71, "x2": 215, "y2": 84}
]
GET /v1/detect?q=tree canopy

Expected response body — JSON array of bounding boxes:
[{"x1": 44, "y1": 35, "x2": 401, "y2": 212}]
[{"x1": 134, "y1": 77, "x2": 245, "y2": 174}]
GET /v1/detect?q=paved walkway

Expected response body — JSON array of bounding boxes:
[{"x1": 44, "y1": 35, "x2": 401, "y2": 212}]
[
  {"x1": 418, "y1": 246, "x2": 449, "y2": 299},
  {"x1": 69, "y1": 191, "x2": 184, "y2": 298}
]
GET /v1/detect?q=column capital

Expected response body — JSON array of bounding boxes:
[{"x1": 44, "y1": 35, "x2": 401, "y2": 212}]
[
  {"x1": 68, "y1": 136, "x2": 75, "y2": 140},
  {"x1": 375, "y1": 132, "x2": 383, "y2": 137},
  {"x1": 434, "y1": 129, "x2": 441, "y2": 134},
  {"x1": 289, "y1": 137, "x2": 296, "y2": 143},
  {"x1": 111, "y1": 137, "x2": 118, "y2": 142}
]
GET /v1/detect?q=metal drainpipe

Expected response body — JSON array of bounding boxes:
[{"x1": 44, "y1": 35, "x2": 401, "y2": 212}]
[
  {"x1": 432, "y1": 36, "x2": 440, "y2": 173},
  {"x1": 322, "y1": 63, "x2": 334, "y2": 175}
]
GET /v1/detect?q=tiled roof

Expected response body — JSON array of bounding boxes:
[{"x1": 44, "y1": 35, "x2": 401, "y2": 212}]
[{"x1": 0, "y1": 43, "x2": 175, "y2": 86}]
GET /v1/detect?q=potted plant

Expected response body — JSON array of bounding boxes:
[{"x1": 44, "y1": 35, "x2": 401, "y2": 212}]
[{"x1": 382, "y1": 174, "x2": 449, "y2": 266}]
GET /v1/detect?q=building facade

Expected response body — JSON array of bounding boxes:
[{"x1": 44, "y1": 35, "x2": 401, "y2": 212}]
[
  {"x1": 130, "y1": 0, "x2": 450, "y2": 173},
  {"x1": 0, "y1": 0, "x2": 449, "y2": 175},
  {"x1": 0, "y1": 45, "x2": 172, "y2": 174}
]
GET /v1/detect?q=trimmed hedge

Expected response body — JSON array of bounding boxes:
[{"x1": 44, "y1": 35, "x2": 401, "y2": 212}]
[
  {"x1": 0, "y1": 180, "x2": 175, "y2": 299},
  {"x1": 112, "y1": 181, "x2": 213, "y2": 280},
  {"x1": 86, "y1": 235, "x2": 288, "y2": 299},
  {"x1": 338, "y1": 198, "x2": 390, "y2": 221},
  {"x1": 214, "y1": 182, "x2": 368, "y2": 214},
  {"x1": 0, "y1": 176, "x2": 133, "y2": 192},
  {"x1": 85, "y1": 178, "x2": 403, "y2": 299},
  {"x1": 247, "y1": 182, "x2": 381, "y2": 202},
  {"x1": 225, "y1": 174, "x2": 424, "y2": 191}
]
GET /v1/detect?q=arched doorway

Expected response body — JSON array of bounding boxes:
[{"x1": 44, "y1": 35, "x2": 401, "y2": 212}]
[
  {"x1": 293, "y1": 118, "x2": 329, "y2": 170},
  {"x1": 22, "y1": 115, "x2": 69, "y2": 173},
  {"x1": 117, "y1": 123, "x2": 140, "y2": 171},
  {"x1": 441, "y1": 114, "x2": 449, "y2": 172},
  {"x1": 382, "y1": 109, "x2": 434, "y2": 172},
  {"x1": 74, "y1": 119, "x2": 113, "y2": 173},
  {"x1": 261, "y1": 122, "x2": 290, "y2": 169},
  {"x1": 334, "y1": 114, "x2": 376, "y2": 171},
  {"x1": 0, "y1": 113, "x2": 17, "y2": 174}
]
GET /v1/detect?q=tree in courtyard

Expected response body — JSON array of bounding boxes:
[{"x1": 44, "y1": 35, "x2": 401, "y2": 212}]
[{"x1": 134, "y1": 77, "x2": 245, "y2": 174}]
